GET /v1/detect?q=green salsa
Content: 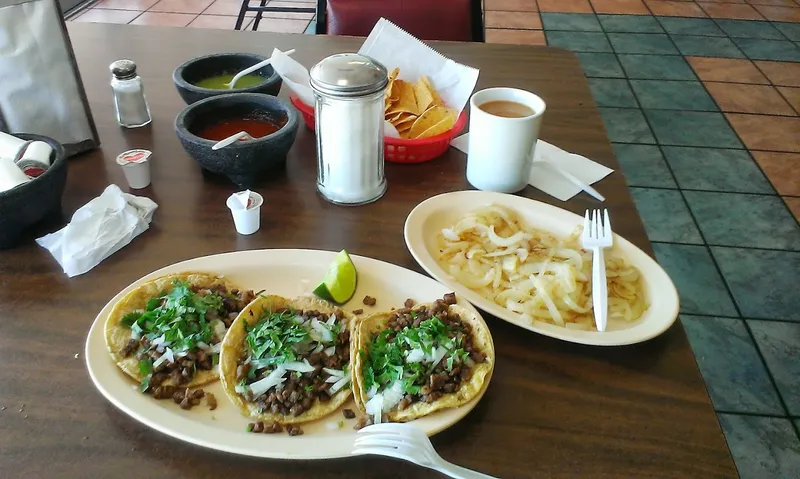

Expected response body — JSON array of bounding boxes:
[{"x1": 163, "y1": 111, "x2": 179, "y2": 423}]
[{"x1": 193, "y1": 73, "x2": 266, "y2": 90}]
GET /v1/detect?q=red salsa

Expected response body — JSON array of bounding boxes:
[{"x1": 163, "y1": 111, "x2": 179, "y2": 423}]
[{"x1": 197, "y1": 118, "x2": 286, "y2": 141}]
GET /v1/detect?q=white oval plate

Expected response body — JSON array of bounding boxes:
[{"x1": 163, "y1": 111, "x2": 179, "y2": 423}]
[
  {"x1": 85, "y1": 249, "x2": 493, "y2": 459},
  {"x1": 404, "y1": 191, "x2": 679, "y2": 346}
]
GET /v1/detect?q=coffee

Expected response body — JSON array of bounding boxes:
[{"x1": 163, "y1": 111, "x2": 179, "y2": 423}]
[{"x1": 478, "y1": 100, "x2": 534, "y2": 118}]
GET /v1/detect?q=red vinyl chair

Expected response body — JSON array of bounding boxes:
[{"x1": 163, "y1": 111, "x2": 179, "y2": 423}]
[
  {"x1": 319, "y1": 0, "x2": 484, "y2": 42},
  {"x1": 236, "y1": 0, "x2": 484, "y2": 43}
]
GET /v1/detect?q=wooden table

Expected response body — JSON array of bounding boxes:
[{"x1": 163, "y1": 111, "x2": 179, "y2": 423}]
[{"x1": 0, "y1": 23, "x2": 736, "y2": 478}]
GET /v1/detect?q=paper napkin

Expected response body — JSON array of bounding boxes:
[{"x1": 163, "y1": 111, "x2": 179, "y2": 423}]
[
  {"x1": 451, "y1": 134, "x2": 614, "y2": 201},
  {"x1": 358, "y1": 18, "x2": 480, "y2": 115},
  {"x1": 36, "y1": 185, "x2": 158, "y2": 277}
]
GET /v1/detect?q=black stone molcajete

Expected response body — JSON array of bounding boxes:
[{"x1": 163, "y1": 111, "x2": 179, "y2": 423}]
[
  {"x1": 172, "y1": 52, "x2": 283, "y2": 105},
  {"x1": 174, "y1": 93, "x2": 299, "y2": 187},
  {"x1": 0, "y1": 134, "x2": 67, "y2": 249}
]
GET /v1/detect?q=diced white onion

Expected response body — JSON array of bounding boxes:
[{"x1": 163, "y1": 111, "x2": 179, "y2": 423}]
[
  {"x1": 212, "y1": 320, "x2": 226, "y2": 341},
  {"x1": 313, "y1": 343, "x2": 324, "y2": 354},
  {"x1": 324, "y1": 346, "x2": 336, "y2": 356},
  {"x1": 329, "y1": 373, "x2": 351, "y2": 394},
  {"x1": 309, "y1": 319, "x2": 334, "y2": 344},
  {"x1": 210, "y1": 342, "x2": 222, "y2": 354},
  {"x1": 151, "y1": 334, "x2": 167, "y2": 347},
  {"x1": 293, "y1": 315, "x2": 306, "y2": 324},
  {"x1": 131, "y1": 330, "x2": 141, "y2": 340},
  {"x1": 248, "y1": 366, "x2": 287, "y2": 399},
  {"x1": 405, "y1": 349, "x2": 424, "y2": 363},
  {"x1": 365, "y1": 394, "x2": 383, "y2": 425},
  {"x1": 196, "y1": 341, "x2": 210, "y2": 351},
  {"x1": 366, "y1": 384, "x2": 378, "y2": 400},
  {"x1": 323, "y1": 367, "x2": 344, "y2": 378},
  {"x1": 431, "y1": 346, "x2": 448, "y2": 367},
  {"x1": 282, "y1": 359, "x2": 315, "y2": 373},
  {"x1": 381, "y1": 381, "x2": 404, "y2": 412},
  {"x1": 326, "y1": 422, "x2": 341, "y2": 430},
  {"x1": 326, "y1": 314, "x2": 337, "y2": 326},
  {"x1": 325, "y1": 376, "x2": 339, "y2": 383},
  {"x1": 153, "y1": 348, "x2": 175, "y2": 368}
]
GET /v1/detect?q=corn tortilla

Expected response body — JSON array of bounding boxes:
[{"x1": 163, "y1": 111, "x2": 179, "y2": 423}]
[
  {"x1": 104, "y1": 272, "x2": 244, "y2": 388},
  {"x1": 220, "y1": 295, "x2": 355, "y2": 424},
  {"x1": 351, "y1": 302, "x2": 494, "y2": 422}
]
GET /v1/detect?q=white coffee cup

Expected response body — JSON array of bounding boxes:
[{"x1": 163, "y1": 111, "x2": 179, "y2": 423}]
[
  {"x1": 466, "y1": 88, "x2": 546, "y2": 193},
  {"x1": 226, "y1": 191, "x2": 263, "y2": 235}
]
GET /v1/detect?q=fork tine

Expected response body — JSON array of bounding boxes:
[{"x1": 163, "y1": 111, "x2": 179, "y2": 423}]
[
  {"x1": 358, "y1": 424, "x2": 414, "y2": 435},
  {"x1": 352, "y1": 447, "x2": 413, "y2": 462},
  {"x1": 583, "y1": 210, "x2": 590, "y2": 238},
  {"x1": 354, "y1": 437, "x2": 411, "y2": 450},
  {"x1": 592, "y1": 209, "x2": 600, "y2": 239},
  {"x1": 603, "y1": 209, "x2": 612, "y2": 239},
  {"x1": 354, "y1": 433, "x2": 408, "y2": 444}
]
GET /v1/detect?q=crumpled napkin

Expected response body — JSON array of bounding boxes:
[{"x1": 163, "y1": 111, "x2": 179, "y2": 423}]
[
  {"x1": 451, "y1": 135, "x2": 613, "y2": 201},
  {"x1": 36, "y1": 184, "x2": 158, "y2": 277}
]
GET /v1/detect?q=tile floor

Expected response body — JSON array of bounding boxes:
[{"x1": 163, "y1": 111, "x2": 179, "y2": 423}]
[{"x1": 68, "y1": 1, "x2": 800, "y2": 476}]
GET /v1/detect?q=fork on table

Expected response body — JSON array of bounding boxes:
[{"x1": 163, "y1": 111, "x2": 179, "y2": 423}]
[
  {"x1": 581, "y1": 209, "x2": 613, "y2": 332},
  {"x1": 353, "y1": 423, "x2": 497, "y2": 478}
]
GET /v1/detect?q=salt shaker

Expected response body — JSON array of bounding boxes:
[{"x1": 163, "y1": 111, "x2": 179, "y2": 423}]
[
  {"x1": 110, "y1": 59, "x2": 152, "y2": 128},
  {"x1": 310, "y1": 54, "x2": 388, "y2": 205}
]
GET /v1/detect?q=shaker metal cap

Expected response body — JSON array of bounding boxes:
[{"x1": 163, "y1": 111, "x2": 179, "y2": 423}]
[
  {"x1": 110, "y1": 59, "x2": 138, "y2": 80},
  {"x1": 310, "y1": 53, "x2": 388, "y2": 98}
]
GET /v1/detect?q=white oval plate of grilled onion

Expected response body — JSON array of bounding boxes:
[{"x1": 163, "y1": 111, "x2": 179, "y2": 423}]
[{"x1": 404, "y1": 191, "x2": 679, "y2": 346}]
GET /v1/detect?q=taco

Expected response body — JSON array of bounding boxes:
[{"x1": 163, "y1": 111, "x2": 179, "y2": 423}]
[
  {"x1": 352, "y1": 293, "x2": 494, "y2": 425},
  {"x1": 219, "y1": 295, "x2": 354, "y2": 425},
  {"x1": 105, "y1": 272, "x2": 255, "y2": 398}
]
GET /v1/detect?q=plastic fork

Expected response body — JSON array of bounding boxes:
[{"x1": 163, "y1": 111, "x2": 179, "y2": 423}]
[
  {"x1": 354, "y1": 423, "x2": 497, "y2": 478},
  {"x1": 581, "y1": 209, "x2": 613, "y2": 332}
]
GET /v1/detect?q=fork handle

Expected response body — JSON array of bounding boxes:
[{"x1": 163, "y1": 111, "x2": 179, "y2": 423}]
[
  {"x1": 433, "y1": 459, "x2": 498, "y2": 479},
  {"x1": 592, "y1": 247, "x2": 608, "y2": 332}
]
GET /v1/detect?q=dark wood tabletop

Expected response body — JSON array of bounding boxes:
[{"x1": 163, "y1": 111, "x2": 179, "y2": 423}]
[{"x1": 0, "y1": 23, "x2": 736, "y2": 478}]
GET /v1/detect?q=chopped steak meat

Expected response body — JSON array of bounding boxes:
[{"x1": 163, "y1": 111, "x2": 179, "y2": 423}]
[
  {"x1": 286, "y1": 424, "x2": 304, "y2": 436},
  {"x1": 362, "y1": 295, "x2": 376, "y2": 306},
  {"x1": 238, "y1": 309, "x2": 350, "y2": 421},
  {"x1": 120, "y1": 339, "x2": 139, "y2": 358},
  {"x1": 354, "y1": 415, "x2": 373, "y2": 430},
  {"x1": 206, "y1": 392, "x2": 217, "y2": 410},
  {"x1": 342, "y1": 408, "x2": 356, "y2": 419},
  {"x1": 443, "y1": 292, "x2": 457, "y2": 305},
  {"x1": 403, "y1": 298, "x2": 415, "y2": 308},
  {"x1": 352, "y1": 309, "x2": 363, "y2": 315}
]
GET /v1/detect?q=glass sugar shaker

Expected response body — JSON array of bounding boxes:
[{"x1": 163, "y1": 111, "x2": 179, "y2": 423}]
[
  {"x1": 310, "y1": 53, "x2": 388, "y2": 206},
  {"x1": 109, "y1": 59, "x2": 152, "y2": 128}
]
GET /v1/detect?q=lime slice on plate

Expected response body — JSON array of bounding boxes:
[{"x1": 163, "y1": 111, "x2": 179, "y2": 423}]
[{"x1": 312, "y1": 249, "x2": 357, "y2": 304}]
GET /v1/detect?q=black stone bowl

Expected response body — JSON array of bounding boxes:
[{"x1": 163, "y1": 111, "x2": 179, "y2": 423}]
[
  {"x1": 174, "y1": 93, "x2": 299, "y2": 187},
  {"x1": 0, "y1": 134, "x2": 67, "y2": 249},
  {"x1": 173, "y1": 52, "x2": 283, "y2": 105}
]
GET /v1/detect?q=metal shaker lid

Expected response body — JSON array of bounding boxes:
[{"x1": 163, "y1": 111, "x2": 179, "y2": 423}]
[
  {"x1": 110, "y1": 59, "x2": 138, "y2": 80},
  {"x1": 309, "y1": 53, "x2": 388, "y2": 98}
]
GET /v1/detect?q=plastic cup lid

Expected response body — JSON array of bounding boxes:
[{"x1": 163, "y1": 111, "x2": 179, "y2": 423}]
[{"x1": 116, "y1": 149, "x2": 152, "y2": 166}]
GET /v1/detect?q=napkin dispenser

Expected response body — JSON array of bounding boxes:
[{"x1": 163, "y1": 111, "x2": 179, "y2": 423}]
[{"x1": 0, "y1": 0, "x2": 99, "y2": 157}]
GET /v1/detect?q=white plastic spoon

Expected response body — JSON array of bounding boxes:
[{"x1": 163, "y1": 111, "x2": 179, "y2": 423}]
[
  {"x1": 211, "y1": 131, "x2": 254, "y2": 150},
  {"x1": 225, "y1": 49, "x2": 296, "y2": 89}
]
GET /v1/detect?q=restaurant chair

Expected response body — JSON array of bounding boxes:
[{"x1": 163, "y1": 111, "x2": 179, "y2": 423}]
[{"x1": 235, "y1": 0, "x2": 484, "y2": 43}]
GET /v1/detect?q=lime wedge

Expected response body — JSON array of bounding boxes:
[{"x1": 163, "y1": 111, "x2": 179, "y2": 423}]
[{"x1": 312, "y1": 250, "x2": 358, "y2": 304}]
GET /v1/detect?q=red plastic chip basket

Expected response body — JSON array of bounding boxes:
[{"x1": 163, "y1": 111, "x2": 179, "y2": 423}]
[{"x1": 289, "y1": 93, "x2": 467, "y2": 164}]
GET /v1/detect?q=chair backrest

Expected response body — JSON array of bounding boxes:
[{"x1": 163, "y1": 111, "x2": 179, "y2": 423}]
[{"x1": 317, "y1": 0, "x2": 484, "y2": 42}]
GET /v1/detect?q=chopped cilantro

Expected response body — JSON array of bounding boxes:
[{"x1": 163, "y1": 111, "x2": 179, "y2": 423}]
[
  {"x1": 126, "y1": 280, "x2": 230, "y2": 392},
  {"x1": 361, "y1": 314, "x2": 466, "y2": 396},
  {"x1": 304, "y1": 385, "x2": 314, "y2": 392}
]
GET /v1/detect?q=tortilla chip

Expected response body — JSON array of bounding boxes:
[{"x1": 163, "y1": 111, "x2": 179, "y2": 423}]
[
  {"x1": 414, "y1": 78, "x2": 436, "y2": 114},
  {"x1": 385, "y1": 68, "x2": 400, "y2": 102},
  {"x1": 219, "y1": 295, "x2": 355, "y2": 424},
  {"x1": 105, "y1": 272, "x2": 244, "y2": 388},
  {"x1": 414, "y1": 108, "x2": 458, "y2": 139},
  {"x1": 351, "y1": 301, "x2": 494, "y2": 422},
  {"x1": 386, "y1": 80, "x2": 417, "y2": 115},
  {"x1": 419, "y1": 76, "x2": 445, "y2": 107},
  {"x1": 408, "y1": 106, "x2": 453, "y2": 139}
]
